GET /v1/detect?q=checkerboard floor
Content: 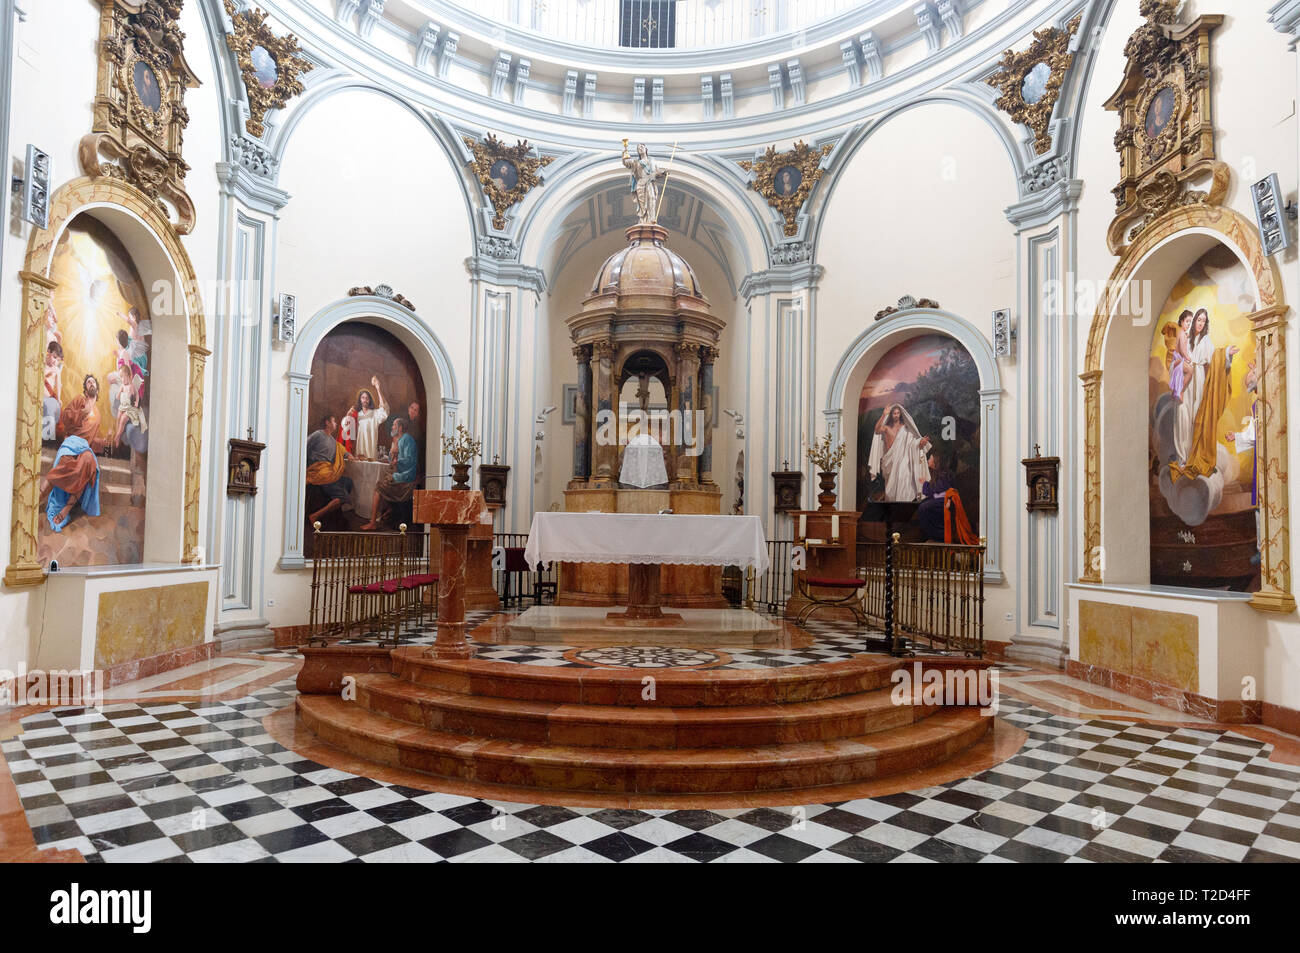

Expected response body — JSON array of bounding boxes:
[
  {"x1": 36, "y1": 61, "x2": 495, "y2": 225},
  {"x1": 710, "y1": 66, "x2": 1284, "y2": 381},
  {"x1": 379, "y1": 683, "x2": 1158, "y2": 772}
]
[
  {"x1": 5, "y1": 673, "x2": 1299, "y2": 862},
  {"x1": 248, "y1": 609, "x2": 958, "y2": 671}
]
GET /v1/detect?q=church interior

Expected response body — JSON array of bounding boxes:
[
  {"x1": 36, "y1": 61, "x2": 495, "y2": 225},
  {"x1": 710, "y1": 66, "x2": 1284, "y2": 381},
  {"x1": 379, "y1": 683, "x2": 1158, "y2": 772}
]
[{"x1": 2, "y1": 0, "x2": 1300, "y2": 885}]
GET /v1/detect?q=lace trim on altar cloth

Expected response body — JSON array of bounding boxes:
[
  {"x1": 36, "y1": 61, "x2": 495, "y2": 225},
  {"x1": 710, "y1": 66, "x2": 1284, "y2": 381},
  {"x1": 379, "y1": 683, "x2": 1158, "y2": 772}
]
[{"x1": 525, "y1": 551, "x2": 771, "y2": 570}]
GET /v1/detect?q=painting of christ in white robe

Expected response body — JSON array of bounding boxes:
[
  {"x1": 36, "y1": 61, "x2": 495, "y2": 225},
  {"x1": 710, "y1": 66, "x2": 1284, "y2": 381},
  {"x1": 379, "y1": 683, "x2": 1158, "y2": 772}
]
[{"x1": 868, "y1": 403, "x2": 931, "y2": 502}]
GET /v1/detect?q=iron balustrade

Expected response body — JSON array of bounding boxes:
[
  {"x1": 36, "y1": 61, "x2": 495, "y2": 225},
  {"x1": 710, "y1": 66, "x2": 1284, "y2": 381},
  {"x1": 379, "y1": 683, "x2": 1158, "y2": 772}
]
[
  {"x1": 492, "y1": 532, "x2": 558, "y2": 606},
  {"x1": 308, "y1": 529, "x2": 431, "y2": 644}
]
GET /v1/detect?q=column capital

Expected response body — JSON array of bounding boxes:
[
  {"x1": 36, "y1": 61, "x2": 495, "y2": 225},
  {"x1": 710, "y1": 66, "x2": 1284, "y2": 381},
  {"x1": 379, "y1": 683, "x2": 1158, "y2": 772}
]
[
  {"x1": 1005, "y1": 176, "x2": 1084, "y2": 231},
  {"x1": 699, "y1": 345, "x2": 719, "y2": 365},
  {"x1": 591, "y1": 339, "x2": 614, "y2": 359},
  {"x1": 571, "y1": 342, "x2": 592, "y2": 362},
  {"x1": 216, "y1": 159, "x2": 291, "y2": 215},
  {"x1": 739, "y1": 262, "x2": 825, "y2": 300},
  {"x1": 464, "y1": 256, "x2": 547, "y2": 297}
]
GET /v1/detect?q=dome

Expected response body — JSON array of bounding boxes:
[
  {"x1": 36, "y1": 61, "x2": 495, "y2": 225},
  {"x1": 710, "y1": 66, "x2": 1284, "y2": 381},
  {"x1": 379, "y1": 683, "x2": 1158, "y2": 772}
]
[{"x1": 588, "y1": 224, "x2": 706, "y2": 301}]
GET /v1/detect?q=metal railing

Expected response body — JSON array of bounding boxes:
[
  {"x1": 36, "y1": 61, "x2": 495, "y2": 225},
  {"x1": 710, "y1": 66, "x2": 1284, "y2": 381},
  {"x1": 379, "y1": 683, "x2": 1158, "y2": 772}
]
[
  {"x1": 492, "y1": 532, "x2": 558, "y2": 606},
  {"x1": 893, "y1": 542, "x2": 985, "y2": 656},
  {"x1": 308, "y1": 529, "x2": 430, "y2": 643},
  {"x1": 728, "y1": 538, "x2": 794, "y2": 611},
  {"x1": 860, "y1": 541, "x2": 985, "y2": 656},
  {"x1": 444, "y1": 0, "x2": 863, "y2": 50}
]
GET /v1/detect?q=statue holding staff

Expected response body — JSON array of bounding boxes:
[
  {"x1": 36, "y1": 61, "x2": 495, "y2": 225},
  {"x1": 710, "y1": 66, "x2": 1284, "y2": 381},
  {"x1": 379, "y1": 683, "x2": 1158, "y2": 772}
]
[{"x1": 622, "y1": 140, "x2": 667, "y2": 224}]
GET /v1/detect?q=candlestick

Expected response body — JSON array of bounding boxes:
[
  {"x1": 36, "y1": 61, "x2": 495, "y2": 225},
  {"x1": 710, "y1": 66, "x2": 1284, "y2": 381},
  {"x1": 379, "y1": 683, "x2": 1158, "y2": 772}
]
[
  {"x1": 798, "y1": 514, "x2": 807, "y2": 539},
  {"x1": 831, "y1": 514, "x2": 840, "y2": 541}
]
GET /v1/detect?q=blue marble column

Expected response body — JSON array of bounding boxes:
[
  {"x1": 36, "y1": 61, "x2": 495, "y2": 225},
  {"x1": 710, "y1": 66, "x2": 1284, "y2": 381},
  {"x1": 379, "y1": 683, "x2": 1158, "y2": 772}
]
[
  {"x1": 571, "y1": 344, "x2": 591, "y2": 483},
  {"x1": 699, "y1": 345, "x2": 717, "y2": 485}
]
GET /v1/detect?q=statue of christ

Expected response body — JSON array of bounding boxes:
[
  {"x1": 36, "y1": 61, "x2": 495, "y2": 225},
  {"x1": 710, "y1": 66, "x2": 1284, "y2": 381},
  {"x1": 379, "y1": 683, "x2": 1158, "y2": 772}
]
[{"x1": 622, "y1": 141, "x2": 667, "y2": 225}]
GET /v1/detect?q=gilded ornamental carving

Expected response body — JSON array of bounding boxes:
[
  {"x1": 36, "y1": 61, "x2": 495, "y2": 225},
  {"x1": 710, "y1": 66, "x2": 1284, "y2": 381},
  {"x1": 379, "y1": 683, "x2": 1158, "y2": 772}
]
[
  {"x1": 740, "y1": 141, "x2": 833, "y2": 237},
  {"x1": 222, "y1": 1, "x2": 314, "y2": 139},
  {"x1": 464, "y1": 133, "x2": 554, "y2": 231},
  {"x1": 1103, "y1": 0, "x2": 1225, "y2": 253},
  {"x1": 79, "y1": 0, "x2": 201, "y2": 234},
  {"x1": 987, "y1": 15, "x2": 1081, "y2": 156}
]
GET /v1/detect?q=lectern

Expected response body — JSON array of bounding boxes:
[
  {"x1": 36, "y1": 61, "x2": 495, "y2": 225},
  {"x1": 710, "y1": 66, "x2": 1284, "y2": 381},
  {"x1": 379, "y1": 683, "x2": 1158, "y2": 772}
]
[{"x1": 413, "y1": 489, "x2": 489, "y2": 659}]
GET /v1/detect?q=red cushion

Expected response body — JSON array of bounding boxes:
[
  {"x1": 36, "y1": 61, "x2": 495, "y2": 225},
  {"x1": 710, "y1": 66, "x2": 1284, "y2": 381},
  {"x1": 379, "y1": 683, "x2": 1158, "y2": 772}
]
[
  {"x1": 364, "y1": 578, "x2": 401, "y2": 595},
  {"x1": 806, "y1": 577, "x2": 865, "y2": 589},
  {"x1": 401, "y1": 573, "x2": 438, "y2": 587},
  {"x1": 347, "y1": 584, "x2": 367, "y2": 594}
]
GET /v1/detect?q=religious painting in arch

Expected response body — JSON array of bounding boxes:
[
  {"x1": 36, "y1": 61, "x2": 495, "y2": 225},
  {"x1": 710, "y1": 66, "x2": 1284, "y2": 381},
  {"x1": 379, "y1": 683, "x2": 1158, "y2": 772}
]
[
  {"x1": 38, "y1": 214, "x2": 153, "y2": 567},
  {"x1": 304, "y1": 321, "x2": 427, "y2": 556},
  {"x1": 1148, "y1": 245, "x2": 1259, "y2": 592},
  {"x1": 855, "y1": 333, "x2": 981, "y2": 544}
]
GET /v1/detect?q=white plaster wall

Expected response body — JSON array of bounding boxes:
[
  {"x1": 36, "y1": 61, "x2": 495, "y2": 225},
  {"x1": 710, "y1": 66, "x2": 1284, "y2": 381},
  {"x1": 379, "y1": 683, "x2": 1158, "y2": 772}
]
[
  {"x1": 261, "y1": 88, "x2": 473, "y2": 626},
  {"x1": 816, "y1": 101, "x2": 1019, "y2": 640}
]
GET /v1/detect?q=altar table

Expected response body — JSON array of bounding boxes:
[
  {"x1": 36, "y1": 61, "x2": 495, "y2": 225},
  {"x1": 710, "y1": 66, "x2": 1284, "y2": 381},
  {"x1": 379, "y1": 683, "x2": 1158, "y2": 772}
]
[{"x1": 524, "y1": 512, "x2": 768, "y2": 619}]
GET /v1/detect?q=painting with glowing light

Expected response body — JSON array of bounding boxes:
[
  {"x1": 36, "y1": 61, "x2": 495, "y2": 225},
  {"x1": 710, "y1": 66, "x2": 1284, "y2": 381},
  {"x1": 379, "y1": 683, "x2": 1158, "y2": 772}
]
[{"x1": 39, "y1": 215, "x2": 152, "y2": 566}]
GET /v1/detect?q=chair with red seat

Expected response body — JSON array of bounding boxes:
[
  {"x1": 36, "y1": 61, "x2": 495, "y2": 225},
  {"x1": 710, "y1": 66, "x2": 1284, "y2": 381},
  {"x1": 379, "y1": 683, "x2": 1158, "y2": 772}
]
[{"x1": 789, "y1": 574, "x2": 869, "y2": 626}]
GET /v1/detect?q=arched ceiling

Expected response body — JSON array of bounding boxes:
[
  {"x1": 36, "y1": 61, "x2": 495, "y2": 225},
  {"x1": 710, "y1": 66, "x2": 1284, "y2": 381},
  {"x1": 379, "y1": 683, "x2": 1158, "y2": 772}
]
[{"x1": 543, "y1": 182, "x2": 745, "y2": 297}]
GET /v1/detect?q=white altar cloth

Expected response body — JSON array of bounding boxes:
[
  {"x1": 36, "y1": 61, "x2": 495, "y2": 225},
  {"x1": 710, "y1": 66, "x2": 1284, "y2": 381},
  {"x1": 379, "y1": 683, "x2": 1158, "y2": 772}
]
[{"x1": 524, "y1": 512, "x2": 769, "y2": 573}]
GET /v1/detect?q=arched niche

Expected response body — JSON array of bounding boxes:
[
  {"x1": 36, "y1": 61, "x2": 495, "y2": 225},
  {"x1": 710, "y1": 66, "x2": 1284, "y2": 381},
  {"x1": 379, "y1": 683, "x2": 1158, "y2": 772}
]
[
  {"x1": 6, "y1": 178, "x2": 208, "y2": 587},
  {"x1": 1081, "y1": 204, "x2": 1292, "y2": 613},
  {"x1": 280, "y1": 296, "x2": 459, "y2": 568},
  {"x1": 824, "y1": 309, "x2": 1003, "y2": 581}
]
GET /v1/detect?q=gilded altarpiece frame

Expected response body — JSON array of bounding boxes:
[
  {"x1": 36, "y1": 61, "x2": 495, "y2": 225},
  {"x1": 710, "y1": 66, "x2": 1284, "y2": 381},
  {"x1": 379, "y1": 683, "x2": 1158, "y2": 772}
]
[
  {"x1": 79, "y1": 0, "x2": 201, "y2": 235},
  {"x1": 1081, "y1": 2, "x2": 1291, "y2": 613},
  {"x1": 1102, "y1": 1, "x2": 1226, "y2": 255},
  {"x1": 1081, "y1": 207, "x2": 1291, "y2": 614},
  {"x1": 5, "y1": 179, "x2": 209, "y2": 587}
]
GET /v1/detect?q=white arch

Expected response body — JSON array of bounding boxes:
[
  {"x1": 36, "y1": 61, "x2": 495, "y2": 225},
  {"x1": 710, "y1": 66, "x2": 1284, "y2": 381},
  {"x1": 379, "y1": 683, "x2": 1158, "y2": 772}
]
[
  {"x1": 267, "y1": 77, "x2": 481, "y2": 252},
  {"x1": 279, "y1": 295, "x2": 460, "y2": 568},
  {"x1": 823, "y1": 308, "x2": 1004, "y2": 582},
  {"x1": 809, "y1": 92, "x2": 1026, "y2": 255}
]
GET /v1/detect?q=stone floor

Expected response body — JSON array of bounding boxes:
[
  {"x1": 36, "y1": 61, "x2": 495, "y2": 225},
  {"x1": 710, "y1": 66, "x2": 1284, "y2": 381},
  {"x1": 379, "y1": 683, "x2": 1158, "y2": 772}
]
[{"x1": 1, "y1": 609, "x2": 1298, "y2": 863}]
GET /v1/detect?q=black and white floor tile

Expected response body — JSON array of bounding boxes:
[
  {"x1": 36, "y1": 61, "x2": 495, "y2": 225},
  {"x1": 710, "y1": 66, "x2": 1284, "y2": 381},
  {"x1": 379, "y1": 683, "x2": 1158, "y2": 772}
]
[{"x1": 4, "y1": 678, "x2": 1299, "y2": 863}]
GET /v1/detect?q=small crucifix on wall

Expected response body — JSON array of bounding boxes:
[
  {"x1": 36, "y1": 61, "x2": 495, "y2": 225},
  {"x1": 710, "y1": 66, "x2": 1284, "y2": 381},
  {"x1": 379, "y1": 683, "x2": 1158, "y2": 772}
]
[
  {"x1": 228, "y1": 429, "x2": 266, "y2": 496},
  {"x1": 1022, "y1": 443, "x2": 1060, "y2": 513}
]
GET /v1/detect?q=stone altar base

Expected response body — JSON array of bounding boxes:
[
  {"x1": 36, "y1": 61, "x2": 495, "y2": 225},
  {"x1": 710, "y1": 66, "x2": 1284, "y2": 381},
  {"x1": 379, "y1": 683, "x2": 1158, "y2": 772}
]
[
  {"x1": 501, "y1": 605, "x2": 784, "y2": 647},
  {"x1": 559, "y1": 485, "x2": 728, "y2": 609}
]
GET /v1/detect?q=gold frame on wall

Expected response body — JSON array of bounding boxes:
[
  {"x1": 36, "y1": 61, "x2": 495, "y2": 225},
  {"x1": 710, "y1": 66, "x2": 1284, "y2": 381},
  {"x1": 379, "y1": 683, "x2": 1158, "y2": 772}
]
[
  {"x1": 79, "y1": 0, "x2": 201, "y2": 235},
  {"x1": 1102, "y1": 0, "x2": 1225, "y2": 254},
  {"x1": 222, "y1": 1, "x2": 313, "y2": 139},
  {"x1": 463, "y1": 133, "x2": 554, "y2": 231},
  {"x1": 987, "y1": 14, "x2": 1082, "y2": 156},
  {"x1": 740, "y1": 141, "x2": 833, "y2": 237},
  {"x1": 4, "y1": 178, "x2": 209, "y2": 588},
  {"x1": 1080, "y1": 203, "x2": 1292, "y2": 614}
]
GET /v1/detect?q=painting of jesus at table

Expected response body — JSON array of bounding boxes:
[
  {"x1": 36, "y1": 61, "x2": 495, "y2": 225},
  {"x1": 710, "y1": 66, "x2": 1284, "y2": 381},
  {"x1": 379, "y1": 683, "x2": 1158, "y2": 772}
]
[{"x1": 305, "y1": 321, "x2": 427, "y2": 554}]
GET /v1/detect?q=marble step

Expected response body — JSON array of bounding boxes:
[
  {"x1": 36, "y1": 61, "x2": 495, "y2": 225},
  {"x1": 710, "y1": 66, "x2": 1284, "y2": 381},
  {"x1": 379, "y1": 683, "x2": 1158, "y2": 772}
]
[
  {"x1": 296, "y1": 695, "x2": 991, "y2": 795},
  {"x1": 389, "y1": 646, "x2": 904, "y2": 707},
  {"x1": 352, "y1": 673, "x2": 935, "y2": 748}
]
